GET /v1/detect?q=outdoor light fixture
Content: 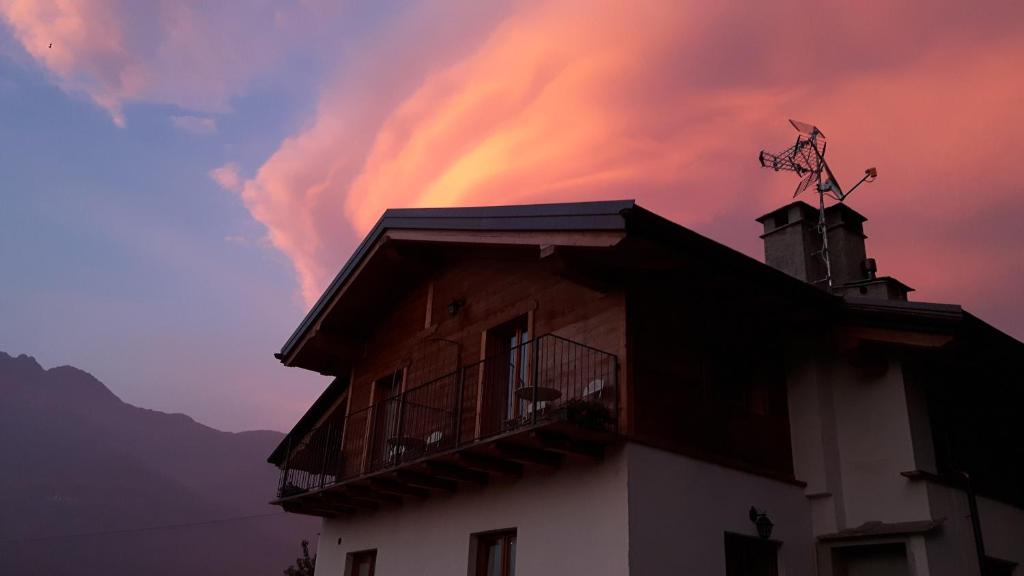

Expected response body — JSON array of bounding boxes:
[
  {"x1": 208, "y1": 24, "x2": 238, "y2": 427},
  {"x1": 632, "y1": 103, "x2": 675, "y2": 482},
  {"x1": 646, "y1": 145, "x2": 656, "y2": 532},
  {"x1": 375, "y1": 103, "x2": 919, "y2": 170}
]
[
  {"x1": 447, "y1": 298, "x2": 466, "y2": 316},
  {"x1": 749, "y1": 506, "x2": 774, "y2": 540}
]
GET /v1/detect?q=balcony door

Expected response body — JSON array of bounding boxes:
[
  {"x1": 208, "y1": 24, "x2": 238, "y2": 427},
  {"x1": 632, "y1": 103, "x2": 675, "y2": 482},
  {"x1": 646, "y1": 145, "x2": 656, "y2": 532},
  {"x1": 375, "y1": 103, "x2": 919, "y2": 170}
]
[
  {"x1": 482, "y1": 315, "x2": 530, "y2": 436},
  {"x1": 369, "y1": 370, "x2": 404, "y2": 468}
]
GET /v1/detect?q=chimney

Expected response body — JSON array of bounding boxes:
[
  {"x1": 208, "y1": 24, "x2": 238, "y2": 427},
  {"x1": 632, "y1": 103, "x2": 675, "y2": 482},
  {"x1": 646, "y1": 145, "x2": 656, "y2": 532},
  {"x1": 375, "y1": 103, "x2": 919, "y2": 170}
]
[{"x1": 756, "y1": 201, "x2": 912, "y2": 300}]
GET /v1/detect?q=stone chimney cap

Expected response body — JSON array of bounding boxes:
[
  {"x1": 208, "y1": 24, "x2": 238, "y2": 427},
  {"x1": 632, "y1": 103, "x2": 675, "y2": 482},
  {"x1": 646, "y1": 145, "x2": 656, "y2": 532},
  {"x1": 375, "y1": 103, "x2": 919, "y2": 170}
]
[{"x1": 755, "y1": 200, "x2": 867, "y2": 225}]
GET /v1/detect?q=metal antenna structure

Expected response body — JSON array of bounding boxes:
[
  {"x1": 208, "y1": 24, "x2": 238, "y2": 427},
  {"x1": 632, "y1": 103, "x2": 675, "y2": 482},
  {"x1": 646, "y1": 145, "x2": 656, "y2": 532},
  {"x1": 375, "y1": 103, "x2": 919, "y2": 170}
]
[{"x1": 758, "y1": 119, "x2": 878, "y2": 288}]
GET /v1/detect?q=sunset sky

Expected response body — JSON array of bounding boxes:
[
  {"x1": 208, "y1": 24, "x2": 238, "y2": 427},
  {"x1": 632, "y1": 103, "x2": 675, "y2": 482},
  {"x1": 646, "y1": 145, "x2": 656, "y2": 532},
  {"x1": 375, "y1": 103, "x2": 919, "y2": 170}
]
[{"x1": 1, "y1": 0, "x2": 1022, "y2": 432}]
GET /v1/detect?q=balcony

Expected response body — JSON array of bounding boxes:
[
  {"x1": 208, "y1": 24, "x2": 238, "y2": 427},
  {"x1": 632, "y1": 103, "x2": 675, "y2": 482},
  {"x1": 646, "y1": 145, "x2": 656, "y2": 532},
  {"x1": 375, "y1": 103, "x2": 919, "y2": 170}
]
[{"x1": 274, "y1": 334, "x2": 618, "y2": 516}]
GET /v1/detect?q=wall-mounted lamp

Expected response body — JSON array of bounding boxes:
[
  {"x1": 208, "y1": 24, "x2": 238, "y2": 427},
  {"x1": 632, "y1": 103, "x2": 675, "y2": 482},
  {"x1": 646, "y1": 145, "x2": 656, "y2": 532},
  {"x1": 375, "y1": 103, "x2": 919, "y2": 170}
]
[
  {"x1": 749, "y1": 506, "x2": 774, "y2": 540},
  {"x1": 447, "y1": 298, "x2": 466, "y2": 317}
]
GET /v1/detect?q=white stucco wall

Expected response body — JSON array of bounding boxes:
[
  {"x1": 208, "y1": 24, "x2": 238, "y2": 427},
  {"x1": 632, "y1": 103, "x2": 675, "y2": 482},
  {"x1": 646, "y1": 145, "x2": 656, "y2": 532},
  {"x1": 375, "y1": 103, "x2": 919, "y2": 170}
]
[
  {"x1": 314, "y1": 448, "x2": 629, "y2": 576},
  {"x1": 789, "y1": 355, "x2": 933, "y2": 539},
  {"x1": 830, "y1": 358, "x2": 931, "y2": 527},
  {"x1": 626, "y1": 443, "x2": 815, "y2": 576}
]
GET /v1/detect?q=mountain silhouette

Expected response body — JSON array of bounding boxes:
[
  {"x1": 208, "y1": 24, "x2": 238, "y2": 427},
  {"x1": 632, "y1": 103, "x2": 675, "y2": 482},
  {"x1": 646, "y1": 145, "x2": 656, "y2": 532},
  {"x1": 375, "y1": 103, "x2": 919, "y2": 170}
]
[{"x1": 0, "y1": 351, "x2": 317, "y2": 575}]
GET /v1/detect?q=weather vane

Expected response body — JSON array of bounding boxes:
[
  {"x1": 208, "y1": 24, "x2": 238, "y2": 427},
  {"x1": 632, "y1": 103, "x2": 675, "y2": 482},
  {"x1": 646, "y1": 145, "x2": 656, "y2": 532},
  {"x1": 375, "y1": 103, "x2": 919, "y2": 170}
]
[{"x1": 759, "y1": 119, "x2": 877, "y2": 288}]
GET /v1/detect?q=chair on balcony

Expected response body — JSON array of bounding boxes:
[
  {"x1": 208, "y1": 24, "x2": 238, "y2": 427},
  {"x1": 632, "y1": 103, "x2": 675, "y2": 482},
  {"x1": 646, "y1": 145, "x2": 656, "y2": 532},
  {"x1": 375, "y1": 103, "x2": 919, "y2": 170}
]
[
  {"x1": 583, "y1": 379, "x2": 610, "y2": 402},
  {"x1": 424, "y1": 430, "x2": 444, "y2": 452}
]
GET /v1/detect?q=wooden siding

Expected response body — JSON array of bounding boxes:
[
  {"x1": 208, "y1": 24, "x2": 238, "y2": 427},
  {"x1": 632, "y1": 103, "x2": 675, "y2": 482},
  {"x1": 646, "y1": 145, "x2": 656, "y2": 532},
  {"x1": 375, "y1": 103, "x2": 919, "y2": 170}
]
[
  {"x1": 627, "y1": 270, "x2": 796, "y2": 480},
  {"x1": 341, "y1": 250, "x2": 627, "y2": 426}
]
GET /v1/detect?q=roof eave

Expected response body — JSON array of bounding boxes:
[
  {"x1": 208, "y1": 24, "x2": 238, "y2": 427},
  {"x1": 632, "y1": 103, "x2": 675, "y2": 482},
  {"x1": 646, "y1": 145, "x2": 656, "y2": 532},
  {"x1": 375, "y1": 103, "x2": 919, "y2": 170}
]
[{"x1": 277, "y1": 200, "x2": 637, "y2": 365}]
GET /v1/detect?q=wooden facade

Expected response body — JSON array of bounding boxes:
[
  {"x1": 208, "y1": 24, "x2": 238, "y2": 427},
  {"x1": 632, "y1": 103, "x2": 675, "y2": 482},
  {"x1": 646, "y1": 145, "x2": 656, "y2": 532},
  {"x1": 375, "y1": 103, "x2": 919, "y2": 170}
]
[
  {"x1": 270, "y1": 201, "x2": 829, "y2": 515},
  {"x1": 344, "y1": 244, "x2": 627, "y2": 415}
]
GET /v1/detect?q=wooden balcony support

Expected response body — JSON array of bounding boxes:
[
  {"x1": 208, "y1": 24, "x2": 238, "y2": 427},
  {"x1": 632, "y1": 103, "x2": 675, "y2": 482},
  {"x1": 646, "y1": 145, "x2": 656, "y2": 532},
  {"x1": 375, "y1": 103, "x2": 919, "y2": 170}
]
[
  {"x1": 343, "y1": 485, "x2": 402, "y2": 507},
  {"x1": 369, "y1": 478, "x2": 430, "y2": 499},
  {"x1": 395, "y1": 470, "x2": 457, "y2": 493},
  {"x1": 532, "y1": 430, "x2": 605, "y2": 459},
  {"x1": 456, "y1": 452, "x2": 524, "y2": 478},
  {"x1": 494, "y1": 442, "x2": 562, "y2": 468},
  {"x1": 424, "y1": 461, "x2": 488, "y2": 486}
]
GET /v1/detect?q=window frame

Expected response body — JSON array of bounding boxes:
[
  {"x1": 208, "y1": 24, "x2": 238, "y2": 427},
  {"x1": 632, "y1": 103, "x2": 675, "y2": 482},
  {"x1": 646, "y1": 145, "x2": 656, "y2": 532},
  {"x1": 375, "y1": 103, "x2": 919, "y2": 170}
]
[
  {"x1": 472, "y1": 529, "x2": 517, "y2": 576},
  {"x1": 346, "y1": 549, "x2": 377, "y2": 576}
]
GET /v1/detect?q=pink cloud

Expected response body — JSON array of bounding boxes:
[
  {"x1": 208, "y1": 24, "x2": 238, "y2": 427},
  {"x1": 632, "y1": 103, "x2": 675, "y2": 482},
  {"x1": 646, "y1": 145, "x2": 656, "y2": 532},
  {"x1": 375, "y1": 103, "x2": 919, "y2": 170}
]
[
  {"x1": 210, "y1": 162, "x2": 242, "y2": 193},
  {"x1": 6, "y1": 0, "x2": 1022, "y2": 339},
  {"x1": 0, "y1": 0, "x2": 341, "y2": 125},
  {"x1": 238, "y1": 0, "x2": 1024, "y2": 345}
]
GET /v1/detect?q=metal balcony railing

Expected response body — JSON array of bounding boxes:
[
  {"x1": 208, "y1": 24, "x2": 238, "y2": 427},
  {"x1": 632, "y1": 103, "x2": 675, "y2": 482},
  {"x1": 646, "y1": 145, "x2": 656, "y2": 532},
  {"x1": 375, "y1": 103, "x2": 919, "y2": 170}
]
[{"x1": 276, "y1": 333, "x2": 618, "y2": 498}]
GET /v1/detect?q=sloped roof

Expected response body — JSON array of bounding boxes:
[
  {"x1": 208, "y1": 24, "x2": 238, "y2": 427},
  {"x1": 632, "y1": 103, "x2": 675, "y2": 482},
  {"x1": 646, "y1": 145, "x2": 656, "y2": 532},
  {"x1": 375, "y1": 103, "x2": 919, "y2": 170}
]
[{"x1": 278, "y1": 200, "x2": 639, "y2": 363}]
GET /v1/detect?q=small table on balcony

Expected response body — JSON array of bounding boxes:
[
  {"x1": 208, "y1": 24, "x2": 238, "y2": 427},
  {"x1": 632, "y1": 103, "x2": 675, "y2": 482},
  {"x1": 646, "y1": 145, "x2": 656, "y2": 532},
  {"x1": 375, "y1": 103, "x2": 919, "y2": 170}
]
[{"x1": 514, "y1": 386, "x2": 562, "y2": 403}]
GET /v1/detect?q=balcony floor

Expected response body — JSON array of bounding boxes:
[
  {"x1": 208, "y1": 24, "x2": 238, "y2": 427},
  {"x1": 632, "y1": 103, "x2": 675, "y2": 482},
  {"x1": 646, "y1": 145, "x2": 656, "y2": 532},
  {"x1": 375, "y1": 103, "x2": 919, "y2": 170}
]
[{"x1": 273, "y1": 420, "x2": 619, "y2": 517}]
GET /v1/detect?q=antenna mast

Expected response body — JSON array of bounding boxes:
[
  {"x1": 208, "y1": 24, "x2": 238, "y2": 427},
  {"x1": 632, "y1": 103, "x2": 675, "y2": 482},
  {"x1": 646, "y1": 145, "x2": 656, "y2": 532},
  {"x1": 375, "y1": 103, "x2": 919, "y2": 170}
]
[{"x1": 758, "y1": 119, "x2": 877, "y2": 289}]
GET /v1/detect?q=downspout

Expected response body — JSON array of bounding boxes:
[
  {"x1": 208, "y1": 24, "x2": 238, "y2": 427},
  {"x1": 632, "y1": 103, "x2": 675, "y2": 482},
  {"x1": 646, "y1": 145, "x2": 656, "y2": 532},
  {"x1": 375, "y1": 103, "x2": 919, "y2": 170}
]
[{"x1": 960, "y1": 471, "x2": 988, "y2": 576}]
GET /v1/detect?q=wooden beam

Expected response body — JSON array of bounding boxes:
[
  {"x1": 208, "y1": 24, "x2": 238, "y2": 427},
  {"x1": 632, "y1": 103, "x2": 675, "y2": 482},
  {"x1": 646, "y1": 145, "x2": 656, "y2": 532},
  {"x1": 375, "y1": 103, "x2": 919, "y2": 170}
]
[
  {"x1": 282, "y1": 503, "x2": 341, "y2": 518},
  {"x1": 343, "y1": 485, "x2": 403, "y2": 507},
  {"x1": 396, "y1": 470, "x2": 457, "y2": 493},
  {"x1": 424, "y1": 281, "x2": 434, "y2": 329},
  {"x1": 456, "y1": 452, "x2": 523, "y2": 477},
  {"x1": 495, "y1": 442, "x2": 563, "y2": 468},
  {"x1": 385, "y1": 229, "x2": 625, "y2": 248},
  {"x1": 474, "y1": 331, "x2": 486, "y2": 439},
  {"x1": 532, "y1": 431, "x2": 605, "y2": 459},
  {"x1": 369, "y1": 478, "x2": 430, "y2": 499},
  {"x1": 424, "y1": 461, "x2": 488, "y2": 485},
  {"x1": 317, "y1": 491, "x2": 378, "y2": 512},
  {"x1": 842, "y1": 327, "x2": 954, "y2": 350}
]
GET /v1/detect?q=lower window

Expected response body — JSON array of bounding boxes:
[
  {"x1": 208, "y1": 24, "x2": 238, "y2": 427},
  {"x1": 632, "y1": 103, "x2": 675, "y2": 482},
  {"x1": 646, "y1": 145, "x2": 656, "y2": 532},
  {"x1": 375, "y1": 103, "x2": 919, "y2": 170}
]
[
  {"x1": 347, "y1": 549, "x2": 376, "y2": 576},
  {"x1": 725, "y1": 532, "x2": 778, "y2": 576},
  {"x1": 474, "y1": 529, "x2": 516, "y2": 576}
]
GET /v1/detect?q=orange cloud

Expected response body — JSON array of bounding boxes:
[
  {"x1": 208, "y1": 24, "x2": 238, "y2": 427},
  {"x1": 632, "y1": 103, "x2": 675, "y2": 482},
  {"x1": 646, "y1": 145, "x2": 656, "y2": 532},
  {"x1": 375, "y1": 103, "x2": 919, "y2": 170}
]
[
  {"x1": 239, "y1": 0, "x2": 1024, "y2": 332},
  {"x1": 7, "y1": 0, "x2": 1022, "y2": 336}
]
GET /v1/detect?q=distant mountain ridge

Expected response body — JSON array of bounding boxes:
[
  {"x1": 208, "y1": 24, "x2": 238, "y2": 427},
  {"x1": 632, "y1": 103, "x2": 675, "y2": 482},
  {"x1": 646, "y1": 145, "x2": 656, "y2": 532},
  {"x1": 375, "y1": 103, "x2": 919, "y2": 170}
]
[{"x1": 0, "y1": 351, "x2": 317, "y2": 576}]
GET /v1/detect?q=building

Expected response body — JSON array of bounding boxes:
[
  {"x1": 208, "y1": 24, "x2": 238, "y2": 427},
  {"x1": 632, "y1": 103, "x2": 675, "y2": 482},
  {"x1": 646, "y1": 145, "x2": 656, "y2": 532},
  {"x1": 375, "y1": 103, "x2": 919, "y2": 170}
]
[{"x1": 268, "y1": 199, "x2": 1023, "y2": 576}]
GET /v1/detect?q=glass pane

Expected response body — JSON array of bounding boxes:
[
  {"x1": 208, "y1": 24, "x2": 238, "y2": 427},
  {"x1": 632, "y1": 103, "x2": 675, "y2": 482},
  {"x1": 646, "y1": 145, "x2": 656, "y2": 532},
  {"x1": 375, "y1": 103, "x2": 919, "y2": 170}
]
[
  {"x1": 487, "y1": 541, "x2": 503, "y2": 576},
  {"x1": 508, "y1": 536, "x2": 516, "y2": 576},
  {"x1": 357, "y1": 562, "x2": 371, "y2": 576}
]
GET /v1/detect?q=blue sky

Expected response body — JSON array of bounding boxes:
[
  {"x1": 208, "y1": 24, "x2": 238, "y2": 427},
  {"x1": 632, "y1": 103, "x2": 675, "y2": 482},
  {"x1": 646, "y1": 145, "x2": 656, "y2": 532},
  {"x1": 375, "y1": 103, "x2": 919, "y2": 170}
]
[{"x1": 0, "y1": 47, "x2": 329, "y2": 431}]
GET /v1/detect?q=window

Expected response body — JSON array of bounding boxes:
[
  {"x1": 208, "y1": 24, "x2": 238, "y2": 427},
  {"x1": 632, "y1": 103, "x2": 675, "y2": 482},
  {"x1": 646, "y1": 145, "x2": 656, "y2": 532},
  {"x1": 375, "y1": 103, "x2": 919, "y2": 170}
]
[
  {"x1": 474, "y1": 530, "x2": 516, "y2": 576},
  {"x1": 830, "y1": 543, "x2": 908, "y2": 576},
  {"x1": 370, "y1": 370, "x2": 404, "y2": 467},
  {"x1": 725, "y1": 533, "x2": 778, "y2": 576},
  {"x1": 347, "y1": 549, "x2": 376, "y2": 576},
  {"x1": 484, "y1": 316, "x2": 530, "y2": 431}
]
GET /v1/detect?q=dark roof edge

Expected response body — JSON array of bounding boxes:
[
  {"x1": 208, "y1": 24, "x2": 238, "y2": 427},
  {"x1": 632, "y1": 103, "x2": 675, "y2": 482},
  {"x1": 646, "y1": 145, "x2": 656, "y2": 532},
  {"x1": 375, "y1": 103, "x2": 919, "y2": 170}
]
[
  {"x1": 268, "y1": 375, "x2": 350, "y2": 465},
  {"x1": 843, "y1": 296, "x2": 1024, "y2": 351},
  {"x1": 278, "y1": 200, "x2": 636, "y2": 362},
  {"x1": 625, "y1": 203, "x2": 840, "y2": 308}
]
